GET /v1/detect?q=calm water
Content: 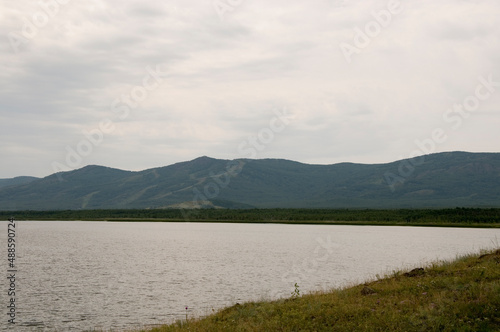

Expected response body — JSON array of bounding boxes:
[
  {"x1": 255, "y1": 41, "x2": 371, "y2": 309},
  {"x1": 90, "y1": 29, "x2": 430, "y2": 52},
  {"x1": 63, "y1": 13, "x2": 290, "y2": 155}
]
[{"x1": 1, "y1": 221, "x2": 499, "y2": 331}]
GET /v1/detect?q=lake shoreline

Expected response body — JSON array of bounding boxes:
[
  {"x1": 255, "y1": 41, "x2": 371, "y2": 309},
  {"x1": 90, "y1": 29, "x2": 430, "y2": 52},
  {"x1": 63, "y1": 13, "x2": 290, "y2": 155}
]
[
  {"x1": 107, "y1": 219, "x2": 500, "y2": 228},
  {"x1": 5, "y1": 217, "x2": 500, "y2": 228},
  {"x1": 139, "y1": 248, "x2": 500, "y2": 332}
]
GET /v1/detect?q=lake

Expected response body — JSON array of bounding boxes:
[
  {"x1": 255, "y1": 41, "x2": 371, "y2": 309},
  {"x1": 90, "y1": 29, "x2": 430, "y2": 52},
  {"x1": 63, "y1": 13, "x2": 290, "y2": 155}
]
[{"x1": 1, "y1": 221, "x2": 499, "y2": 331}]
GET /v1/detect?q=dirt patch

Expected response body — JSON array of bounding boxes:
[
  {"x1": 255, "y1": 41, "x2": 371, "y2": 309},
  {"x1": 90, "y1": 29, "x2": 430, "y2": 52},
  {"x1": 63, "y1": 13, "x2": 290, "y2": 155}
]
[
  {"x1": 479, "y1": 249, "x2": 500, "y2": 260},
  {"x1": 361, "y1": 286, "x2": 377, "y2": 296},
  {"x1": 404, "y1": 268, "x2": 425, "y2": 277}
]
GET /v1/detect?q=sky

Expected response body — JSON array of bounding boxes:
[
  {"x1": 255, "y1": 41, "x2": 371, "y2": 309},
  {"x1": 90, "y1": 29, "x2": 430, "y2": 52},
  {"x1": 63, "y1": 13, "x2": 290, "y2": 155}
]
[{"x1": 1, "y1": 0, "x2": 499, "y2": 178}]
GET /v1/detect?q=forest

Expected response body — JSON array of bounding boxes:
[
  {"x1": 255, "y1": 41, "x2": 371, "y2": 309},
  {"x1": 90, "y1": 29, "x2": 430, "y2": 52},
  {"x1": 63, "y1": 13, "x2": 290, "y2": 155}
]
[{"x1": 2, "y1": 208, "x2": 500, "y2": 226}]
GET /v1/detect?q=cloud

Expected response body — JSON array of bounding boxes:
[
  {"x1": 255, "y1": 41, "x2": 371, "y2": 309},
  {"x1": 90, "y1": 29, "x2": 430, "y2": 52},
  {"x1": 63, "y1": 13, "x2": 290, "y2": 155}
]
[{"x1": 0, "y1": 0, "x2": 499, "y2": 177}]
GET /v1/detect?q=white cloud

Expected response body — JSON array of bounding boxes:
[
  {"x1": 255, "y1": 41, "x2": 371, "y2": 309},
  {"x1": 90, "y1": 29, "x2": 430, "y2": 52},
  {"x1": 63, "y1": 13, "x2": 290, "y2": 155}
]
[{"x1": 0, "y1": 0, "x2": 499, "y2": 177}]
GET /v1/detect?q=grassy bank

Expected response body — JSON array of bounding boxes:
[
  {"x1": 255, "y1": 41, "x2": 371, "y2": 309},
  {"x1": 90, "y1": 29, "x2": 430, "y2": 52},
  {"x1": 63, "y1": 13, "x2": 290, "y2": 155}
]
[{"x1": 142, "y1": 248, "x2": 500, "y2": 332}]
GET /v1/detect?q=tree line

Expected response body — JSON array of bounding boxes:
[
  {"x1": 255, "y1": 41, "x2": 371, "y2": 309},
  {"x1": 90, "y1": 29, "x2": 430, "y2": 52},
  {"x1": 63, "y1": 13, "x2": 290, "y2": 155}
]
[{"x1": 1, "y1": 208, "x2": 500, "y2": 224}]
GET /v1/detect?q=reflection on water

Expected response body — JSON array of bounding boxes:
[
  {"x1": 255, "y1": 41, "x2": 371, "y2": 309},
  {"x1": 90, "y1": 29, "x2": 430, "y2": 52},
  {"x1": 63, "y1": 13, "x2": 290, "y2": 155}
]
[{"x1": 1, "y1": 221, "x2": 499, "y2": 331}]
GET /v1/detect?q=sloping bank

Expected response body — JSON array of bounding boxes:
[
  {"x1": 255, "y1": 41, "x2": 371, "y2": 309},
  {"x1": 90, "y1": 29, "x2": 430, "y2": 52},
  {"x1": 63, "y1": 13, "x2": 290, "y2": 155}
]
[{"x1": 140, "y1": 248, "x2": 500, "y2": 332}]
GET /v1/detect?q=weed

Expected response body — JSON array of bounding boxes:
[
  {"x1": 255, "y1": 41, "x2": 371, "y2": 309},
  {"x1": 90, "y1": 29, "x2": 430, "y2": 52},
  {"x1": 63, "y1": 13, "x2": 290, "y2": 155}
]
[{"x1": 291, "y1": 283, "x2": 300, "y2": 298}]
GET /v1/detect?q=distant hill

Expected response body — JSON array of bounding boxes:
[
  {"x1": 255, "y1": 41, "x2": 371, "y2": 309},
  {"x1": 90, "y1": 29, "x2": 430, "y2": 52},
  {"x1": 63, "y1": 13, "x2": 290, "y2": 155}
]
[
  {"x1": 0, "y1": 152, "x2": 499, "y2": 210},
  {"x1": 0, "y1": 176, "x2": 39, "y2": 189}
]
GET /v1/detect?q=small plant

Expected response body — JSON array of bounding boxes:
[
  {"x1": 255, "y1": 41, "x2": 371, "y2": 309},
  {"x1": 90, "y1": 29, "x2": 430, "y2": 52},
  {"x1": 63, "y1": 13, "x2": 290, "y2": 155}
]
[
  {"x1": 185, "y1": 306, "x2": 188, "y2": 323},
  {"x1": 291, "y1": 283, "x2": 300, "y2": 298}
]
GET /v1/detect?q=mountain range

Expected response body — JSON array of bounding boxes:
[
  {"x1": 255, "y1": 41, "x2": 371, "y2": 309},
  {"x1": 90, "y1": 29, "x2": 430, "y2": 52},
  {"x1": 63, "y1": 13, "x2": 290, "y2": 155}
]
[{"x1": 0, "y1": 151, "x2": 499, "y2": 210}]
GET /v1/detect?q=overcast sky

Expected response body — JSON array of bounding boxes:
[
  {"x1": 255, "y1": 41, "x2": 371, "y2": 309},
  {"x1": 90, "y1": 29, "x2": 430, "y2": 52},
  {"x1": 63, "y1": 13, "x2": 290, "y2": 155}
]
[{"x1": 1, "y1": 0, "x2": 499, "y2": 178}]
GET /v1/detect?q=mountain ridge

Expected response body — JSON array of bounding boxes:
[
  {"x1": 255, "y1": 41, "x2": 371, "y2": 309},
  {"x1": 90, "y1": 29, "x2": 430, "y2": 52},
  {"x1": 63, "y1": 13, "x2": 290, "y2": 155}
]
[
  {"x1": 1, "y1": 151, "x2": 499, "y2": 210},
  {"x1": 0, "y1": 176, "x2": 40, "y2": 189}
]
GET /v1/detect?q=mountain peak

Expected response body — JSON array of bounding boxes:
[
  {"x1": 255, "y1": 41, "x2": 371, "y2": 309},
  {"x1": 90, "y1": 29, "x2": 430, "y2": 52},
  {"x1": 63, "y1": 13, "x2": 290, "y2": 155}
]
[
  {"x1": 192, "y1": 156, "x2": 216, "y2": 162},
  {"x1": 188, "y1": 156, "x2": 219, "y2": 166}
]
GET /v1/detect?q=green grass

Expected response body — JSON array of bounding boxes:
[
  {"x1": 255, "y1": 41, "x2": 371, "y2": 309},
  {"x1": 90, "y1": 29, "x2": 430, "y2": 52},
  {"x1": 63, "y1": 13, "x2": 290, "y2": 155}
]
[{"x1": 140, "y1": 248, "x2": 500, "y2": 332}]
